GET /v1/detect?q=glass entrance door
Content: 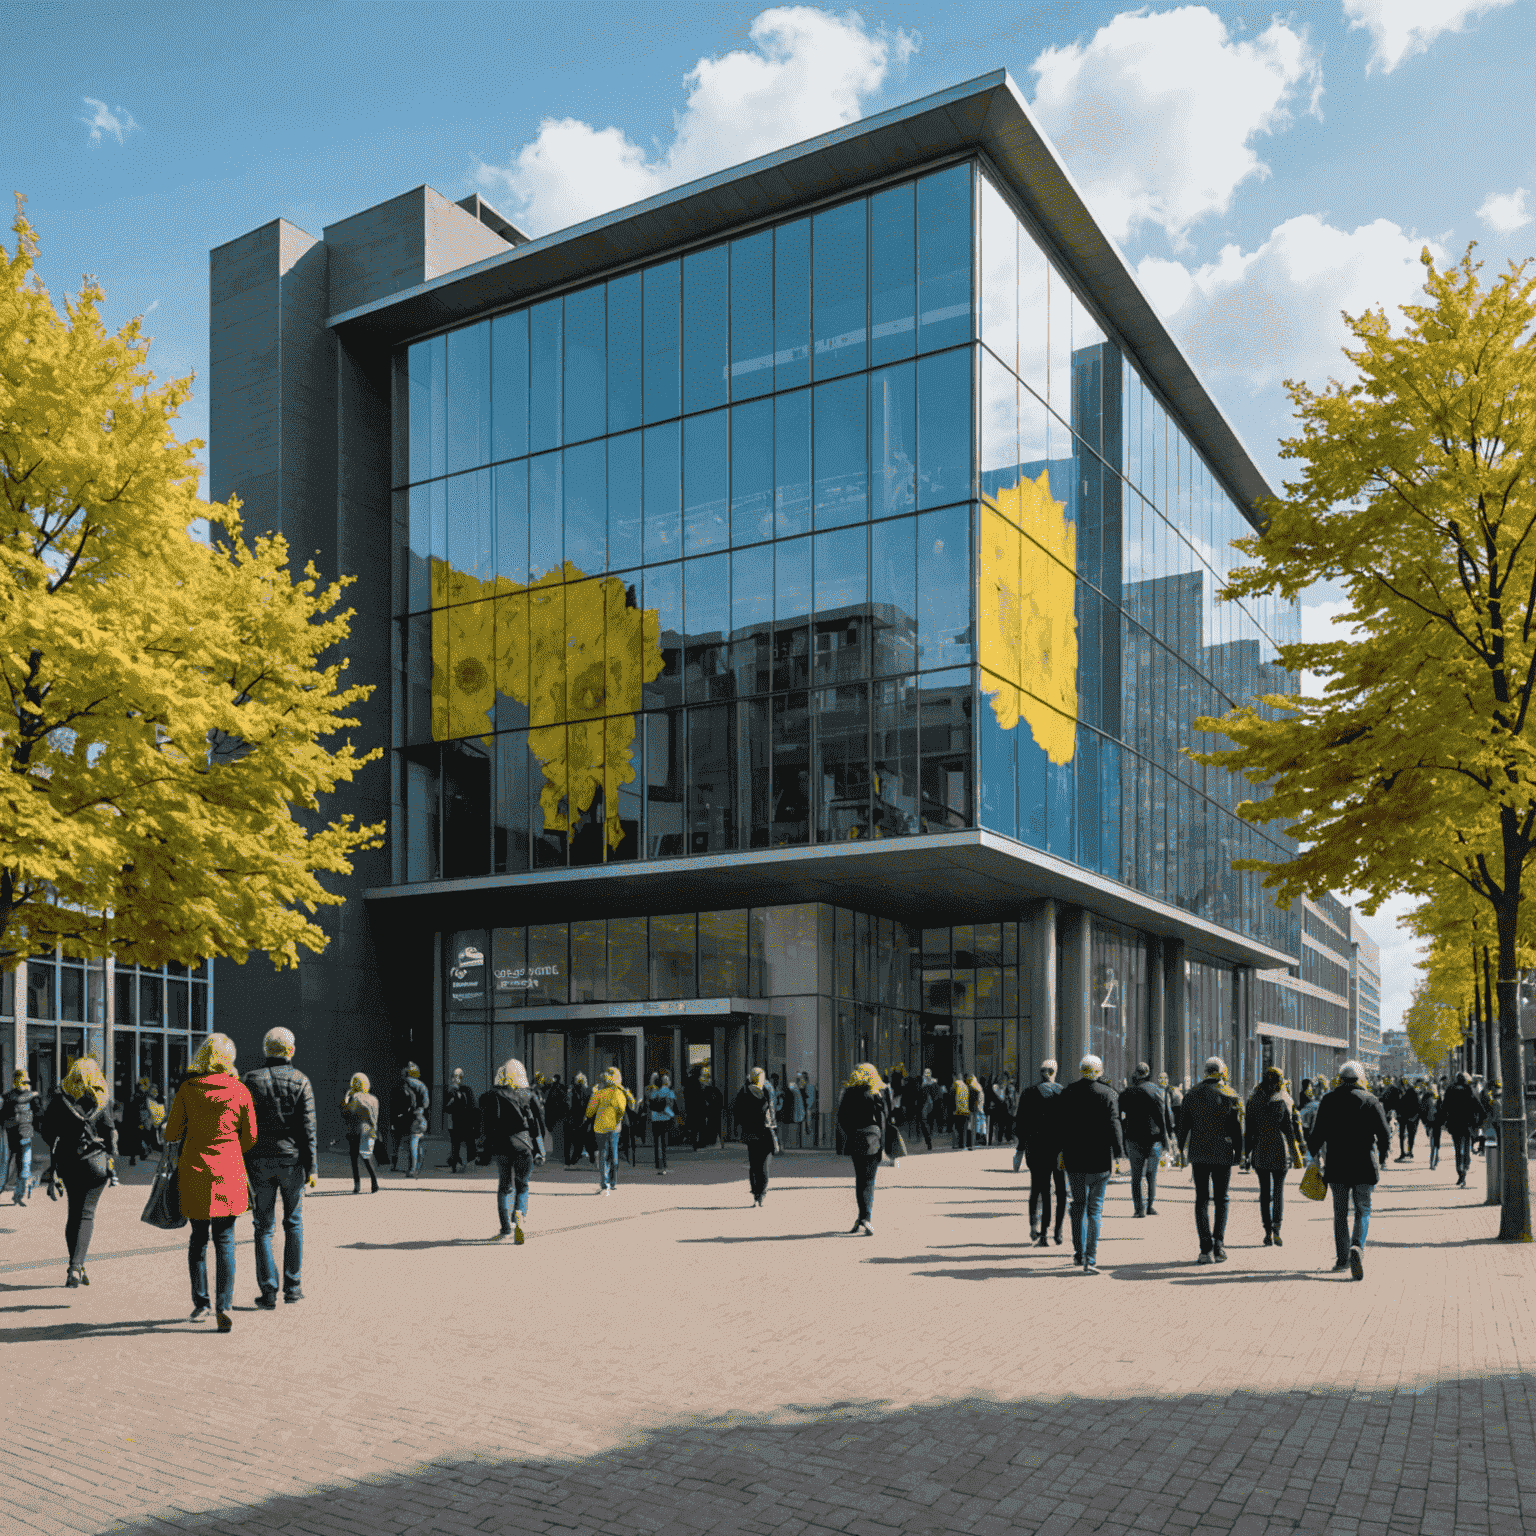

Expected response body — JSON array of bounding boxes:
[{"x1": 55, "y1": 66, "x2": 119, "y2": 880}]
[{"x1": 592, "y1": 1029, "x2": 642, "y2": 1095}]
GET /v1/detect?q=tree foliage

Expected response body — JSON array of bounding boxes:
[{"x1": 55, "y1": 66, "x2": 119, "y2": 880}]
[
  {"x1": 0, "y1": 198, "x2": 380, "y2": 970},
  {"x1": 1191, "y1": 245, "x2": 1536, "y2": 1238}
]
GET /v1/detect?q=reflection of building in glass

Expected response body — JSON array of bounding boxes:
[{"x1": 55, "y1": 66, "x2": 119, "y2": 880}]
[{"x1": 206, "y1": 73, "x2": 1376, "y2": 1121}]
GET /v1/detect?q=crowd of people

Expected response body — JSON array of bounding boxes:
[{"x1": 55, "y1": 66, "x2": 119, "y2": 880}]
[{"x1": 0, "y1": 1034, "x2": 1502, "y2": 1323}]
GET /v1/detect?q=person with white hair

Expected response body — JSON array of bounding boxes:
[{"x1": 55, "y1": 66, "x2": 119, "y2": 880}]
[
  {"x1": 1056, "y1": 1055, "x2": 1124, "y2": 1274},
  {"x1": 478, "y1": 1059, "x2": 547, "y2": 1242},
  {"x1": 1175, "y1": 1057, "x2": 1244, "y2": 1265},
  {"x1": 242, "y1": 1025, "x2": 318, "y2": 1309},
  {"x1": 1305, "y1": 1059, "x2": 1391, "y2": 1279}
]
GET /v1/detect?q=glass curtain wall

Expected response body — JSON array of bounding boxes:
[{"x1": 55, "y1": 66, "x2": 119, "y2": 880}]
[
  {"x1": 22, "y1": 951, "x2": 107, "y2": 1102},
  {"x1": 112, "y1": 960, "x2": 209, "y2": 1110},
  {"x1": 394, "y1": 164, "x2": 976, "y2": 883}
]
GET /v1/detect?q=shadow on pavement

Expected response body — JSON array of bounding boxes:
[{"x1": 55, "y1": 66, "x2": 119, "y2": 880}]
[{"x1": 80, "y1": 1375, "x2": 1536, "y2": 1536}]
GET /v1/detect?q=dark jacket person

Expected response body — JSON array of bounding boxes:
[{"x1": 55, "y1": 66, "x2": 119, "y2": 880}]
[
  {"x1": 1118, "y1": 1064, "x2": 1174, "y2": 1218},
  {"x1": 479, "y1": 1059, "x2": 547, "y2": 1243},
  {"x1": 1437, "y1": 1075, "x2": 1485, "y2": 1186},
  {"x1": 1057, "y1": 1055, "x2": 1124, "y2": 1274},
  {"x1": 732, "y1": 1070, "x2": 778, "y2": 1207},
  {"x1": 836, "y1": 1063, "x2": 889, "y2": 1236},
  {"x1": 1306, "y1": 1061, "x2": 1390, "y2": 1279},
  {"x1": 1177, "y1": 1058, "x2": 1244, "y2": 1264},
  {"x1": 242, "y1": 1026, "x2": 319, "y2": 1308},
  {"x1": 1015, "y1": 1061, "x2": 1066, "y2": 1245}
]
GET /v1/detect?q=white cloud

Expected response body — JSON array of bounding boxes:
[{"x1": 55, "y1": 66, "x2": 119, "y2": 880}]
[
  {"x1": 1477, "y1": 186, "x2": 1532, "y2": 233},
  {"x1": 1138, "y1": 214, "x2": 1441, "y2": 397},
  {"x1": 1340, "y1": 888, "x2": 1422, "y2": 1035},
  {"x1": 1027, "y1": 6, "x2": 1320, "y2": 247},
  {"x1": 1344, "y1": 0, "x2": 1516, "y2": 74},
  {"x1": 476, "y1": 6, "x2": 917, "y2": 236},
  {"x1": 80, "y1": 96, "x2": 138, "y2": 145}
]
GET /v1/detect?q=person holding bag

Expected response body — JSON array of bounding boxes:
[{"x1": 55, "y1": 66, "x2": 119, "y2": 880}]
[
  {"x1": 340, "y1": 1073, "x2": 382, "y2": 1193},
  {"x1": 478, "y1": 1058, "x2": 547, "y2": 1243},
  {"x1": 732, "y1": 1068, "x2": 778, "y2": 1207},
  {"x1": 39, "y1": 1056, "x2": 117, "y2": 1287},
  {"x1": 1242, "y1": 1066, "x2": 1305, "y2": 1247}
]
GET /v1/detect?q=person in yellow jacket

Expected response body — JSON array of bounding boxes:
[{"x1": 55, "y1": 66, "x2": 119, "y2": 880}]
[
  {"x1": 952, "y1": 1077, "x2": 972, "y2": 1150},
  {"x1": 585, "y1": 1067, "x2": 635, "y2": 1195}
]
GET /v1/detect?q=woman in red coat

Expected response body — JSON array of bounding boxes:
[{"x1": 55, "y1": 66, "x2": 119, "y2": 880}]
[{"x1": 164, "y1": 1032, "x2": 257, "y2": 1332}]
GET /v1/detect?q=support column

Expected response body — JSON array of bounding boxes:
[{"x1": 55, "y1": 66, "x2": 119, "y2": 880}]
[
  {"x1": 1235, "y1": 965, "x2": 1254, "y2": 1092},
  {"x1": 1031, "y1": 900, "x2": 1057, "y2": 1072},
  {"x1": 1164, "y1": 940, "x2": 1188, "y2": 1087},
  {"x1": 12, "y1": 959, "x2": 26, "y2": 1087},
  {"x1": 1060, "y1": 907, "x2": 1092, "y2": 1072},
  {"x1": 1149, "y1": 938, "x2": 1166, "y2": 1081}
]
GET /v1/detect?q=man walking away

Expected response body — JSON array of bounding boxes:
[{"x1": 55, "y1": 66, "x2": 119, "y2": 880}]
[
  {"x1": 3, "y1": 1069, "x2": 42, "y2": 1204},
  {"x1": 1057, "y1": 1056, "x2": 1123, "y2": 1274},
  {"x1": 1394, "y1": 1076, "x2": 1420, "y2": 1161},
  {"x1": 1119, "y1": 1063, "x2": 1174, "y2": 1218},
  {"x1": 443, "y1": 1068, "x2": 478, "y2": 1171},
  {"x1": 1438, "y1": 1072, "x2": 1485, "y2": 1188},
  {"x1": 1016, "y1": 1061, "x2": 1066, "y2": 1245},
  {"x1": 1176, "y1": 1057, "x2": 1243, "y2": 1264},
  {"x1": 1307, "y1": 1060, "x2": 1391, "y2": 1278},
  {"x1": 565, "y1": 1074, "x2": 592, "y2": 1166},
  {"x1": 798, "y1": 1071, "x2": 818, "y2": 1147},
  {"x1": 243, "y1": 1027, "x2": 318, "y2": 1308},
  {"x1": 392, "y1": 1065, "x2": 430, "y2": 1177}
]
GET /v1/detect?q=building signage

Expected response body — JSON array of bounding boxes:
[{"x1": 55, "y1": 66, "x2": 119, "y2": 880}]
[
  {"x1": 448, "y1": 938, "x2": 486, "y2": 1008},
  {"x1": 495, "y1": 964, "x2": 562, "y2": 993}
]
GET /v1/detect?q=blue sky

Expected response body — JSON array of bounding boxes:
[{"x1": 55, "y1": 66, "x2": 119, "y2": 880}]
[{"x1": 9, "y1": 0, "x2": 1536, "y2": 1031}]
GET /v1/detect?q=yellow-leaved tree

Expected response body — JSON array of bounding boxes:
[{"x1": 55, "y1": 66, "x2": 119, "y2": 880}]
[
  {"x1": 1191, "y1": 248, "x2": 1536, "y2": 1240},
  {"x1": 0, "y1": 199, "x2": 380, "y2": 970}
]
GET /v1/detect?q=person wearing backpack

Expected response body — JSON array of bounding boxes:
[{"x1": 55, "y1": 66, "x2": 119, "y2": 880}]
[
  {"x1": 478, "y1": 1059, "x2": 547, "y2": 1243},
  {"x1": 242, "y1": 1027, "x2": 318, "y2": 1308},
  {"x1": 3, "y1": 1068, "x2": 43, "y2": 1204},
  {"x1": 647, "y1": 1072, "x2": 677, "y2": 1175},
  {"x1": 585, "y1": 1068, "x2": 635, "y2": 1193}
]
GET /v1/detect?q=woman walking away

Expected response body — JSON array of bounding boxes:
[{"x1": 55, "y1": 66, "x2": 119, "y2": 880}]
[
  {"x1": 165, "y1": 1033, "x2": 257, "y2": 1331},
  {"x1": 968, "y1": 1075, "x2": 987, "y2": 1147},
  {"x1": 479, "y1": 1059, "x2": 547, "y2": 1243},
  {"x1": 648, "y1": 1073, "x2": 677, "y2": 1175},
  {"x1": 39, "y1": 1057, "x2": 117, "y2": 1287},
  {"x1": 1243, "y1": 1067, "x2": 1305, "y2": 1246},
  {"x1": 951, "y1": 1077, "x2": 971, "y2": 1149},
  {"x1": 732, "y1": 1069, "x2": 778, "y2": 1206},
  {"x1": 837, "y1": 1063, "x2": 889, "y2": 1236},
  {"x1": 585, "y1": 1067, "x2": 634, "y2": 1194},
  {"x1": 341, "y1": 1074, "x2": 382, "y2": 1193}
]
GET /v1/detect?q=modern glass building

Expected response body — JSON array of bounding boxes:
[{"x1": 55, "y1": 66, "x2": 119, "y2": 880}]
[{"x1": 207, "y1": 71, "x2": 1369, "y2": 1125}]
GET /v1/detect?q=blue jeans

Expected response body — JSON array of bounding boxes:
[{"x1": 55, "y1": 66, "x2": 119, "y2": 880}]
[
  {"x1": 189, "y1": 1216, "x2": 237, "y2": 1312},
  {"x1": 7, "y1": 1132, "x2": 33, "y2": 1196},
  {"x1": 248, "y1": 1158, "x2": 306, "y2": 1296},
  {"x1": 1126, "y1": 1140, "x2": 1161, "y2": 1213},
  {"x1": 1067, "y1": 1170, "x2": 1110, "y2": 1262},
  {"x1": 1331, "y1": 1181, "x2": 1373, "y2": 1263},
  {"x1": 396, "y1": 1132, "x2": 423, "y2": 1173},
  {"x1": 597, "y1": 1129, "x2": 620, "y2": 1188},
  {"x1": 496, "y1": 1150, "x2": 533, "y2": 1230}
]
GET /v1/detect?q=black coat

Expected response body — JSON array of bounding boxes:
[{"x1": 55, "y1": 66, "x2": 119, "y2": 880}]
[
  {"x1": 40, "y1": 1091, "x2": 117, "y2": 1171},
  {"x1": 732, "y1": 1085, "x2": 777, "y2": 1139},
  {"x1": 1015, "y1": 1080, "x2": 1063, "y2": 1162},
  {"x1": 1177, "y1": 1080, "x2": 1244, "y2": 1166},
  {"x1": 1118, "y1": 1079, "x2": 1174, "y2": 1148},
  {"x1": 1438, "y1": 1083, "x2": 1484, "y2": 1132},
  {"x1": 445, "y1": 1082, "x2": 479, "y2": 1132},
  {"x1": 1307, "y1": 1084, "x2": 1391, "y2": 1186},
  {"x1": 2, "y1": 1087, "x2": 41, "y2": 1138},
  {"x1": 566, "y1": 1081, "x2": 592, "y2": 1125},
  {"x1": 478, "y1": 1086, "x2": 546, "y2": 1157},
  {"x1": 1057, "y1": 1078, "x2": 1124, "y2": 1173},
  {"x1": 836, "y1": 1085, "x2": 888, "y2": 1157},
  {"x1": 242, "y1": 1059, "x2": 318, "y2": 1172}
]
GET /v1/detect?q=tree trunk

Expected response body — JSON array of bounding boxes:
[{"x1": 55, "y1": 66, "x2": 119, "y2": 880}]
[
  {"x1": 1495, "y1": 902, "x2": 1532, "y2": 1241},
  {"x1": 1484, "y1": 945, "x2": 1498, "y2": 1088}
]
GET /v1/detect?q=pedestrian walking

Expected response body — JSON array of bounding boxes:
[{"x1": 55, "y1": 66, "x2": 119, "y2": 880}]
[
  {"x1": 836, "y1": 1062, "x2": 889, "y2": 1236},
  {"x1": 340, "y1": 1073, "x2": 382, "y2": 1193},
  {"x1": 798, "y1": 1070, "x2": 818, "y2": 1147},
  {"x1": 1176, "y1": 1057, "x2": 1244, "y2": 1265},
  {"x1": 242, "y1": 1026, "x2": 318, "y2": 1309},
  {"x1": 1306, "y1": 1060, "x2": 1391, "y2": 1279},
  {"x1": 585, "y1": 1067, "x2": 634, "y2": 1193},
  {"x1": 164, "y1": 1033, "x2": 258, "y2": 1330},
  {"x1": 647, "y1": 1072, "x2": 677, "y2": 1174},
  {"x1": 1438, "y1": 1071, "x2": 1485, "y2": 1187},
  {"x1": 910, "y1": 1067, "x2": 935, "y2": 1151},
  {"x1": 1118, "y1": 1062, "x2": 1174, "y2": 1217},
  {"x1": 1015, "y1": 1060, "x2": 1066, "y2": 1245},
  {"x1": 1420, "y1": 1080, "x2": 1442, "y2": 1168},
  {"x1": 1394, "y1": 1076, "x2": 1421, "y2": 1161},
  {"x1": 565, "y1": 1073, "x2": 592, "y2": 1165},
  {"x1": 732, "y1": 1068, "x2": 778, "y2": 1206},
  {"x1": 951, "y1": 1076, "x2": 971, "y2": 1149},
  {"x1": 478, "y1": 1058, "x2": 547, "y2": 1243},
  {"x1": 1058, "y1": 1055, "x2": 1124, "y2": 1274},
  {"x1": 3, "y1": 1068, "x2": 42, "y2": 1204},
  {"x1": 1242, "y1": 1066, "x2": 1305, "y2": 1247},
  {"x1": 444, "y1": 1068, "x2": 479, "y2": 1171},
  {"x1": 1162, "y1": 1074, "x2": 1183, "y2": 1118},
  {"x1": 781, "y1": 1072, "x2": 805, "y2": 1148},
  {"x1": 38, "y1": 1056, "x2": 117, "y2": 1286},
  {"x1": 391, "y1": 1064, "x2": 430, "y2": 1176},
  {"x1": 700, "y1": 1068, "x2": 724, "y2": 1150}
]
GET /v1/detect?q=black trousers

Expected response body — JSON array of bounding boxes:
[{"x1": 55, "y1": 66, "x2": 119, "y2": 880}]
[
  {"x1": 62, "y1": 1162, "x2": 110, "y2": 1268},
  {"x1": 1192, "y1": 1163, "x2": 1232, "y2": 1252},
  {"x1": 1399, "y1": 1118, "x2": 1418, "y2": 1154},
  {"x1": 851, "y1": 1153, "x2": 880, "y2": 1224},
  {"x1": 1451, "y1": 1128, "x2": 1474, "y2": 1176},
  {"x1": 346, "y1": 1135, "x2": 379, "y2": 1190},
  {"x1": 448, "y1": 1131, "x2": 476, "y2": 1169},
  {"x1": 1028, "y1": 1159, "x2": 1066, "y2": 1234},
  {"x1": 1256, "y1": 1167, "x2": 1288, "y2": 1232},
  {"x1": 746, "y1": 1134, "x2": 773, "y2": 1200},
  {"x1": 565, "y1": 1122, "x2": 591, "y2": 1165},
  {"x1": 653, "y1": 1122, "x2": 669, "y2": 1170}
]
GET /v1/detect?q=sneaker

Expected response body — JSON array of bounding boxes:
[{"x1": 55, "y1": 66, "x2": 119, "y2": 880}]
[
  {"x1": 1034, "y1": 1233, "x2": 1049, "y2": 1248},
  {"x1": 190, "y1": 1305, "x2": 212, "y2": 1321},
  {"x1": 1213, "y1": 1245, "x2": 1228, "y2": 1263},
  {"x1": 78, "y1": 1267, "x2": 89, "y2": 1286},
  {"x1": 284, "y1": 1288, "x2": 304, "y2": 1303},
  {"x1": 1145, "y1": 1205, "x2": 1158, "y2": 1215},
  {"x1": 850, "y1": 1221, "x2": 865, "y2": 1234},
  {"x1": 1349, "y1": 1246, "x2": 1364, "y2": 1281},
  {"x1": 1072, "y1": 1252, "x2": 1083, "y2": 1266},
  {"x1": 1029, "y1": 1227, "x2": 1040, "y2": 1241},
  {"x1": 1272, "y1": 1230, "x2": 1284, "y2": 1247},
  {"x1": 1082, "y1": 1259, "x2": 1099, "y2": 1274},
  {"x1": 858, "y1": 1223, "x2": 873, "y2": 1236},
  {"x1": 65, "y1": 1268, "x2": 81, "y2": 1288},
  {"x1": 1332, "y1": 1259, "x2": 1350, "y2": 1272},
  {"x1": 1262, "y1": 1232, "x2": 1273, "y2": 1247},
  {"x1": 1133, "y1": 1209, "x2": 1145, "y2": 1218},
  {"x1": 1052, "y1": 1230, "x2": 1063, "y2": 1245},
  {"x1": 1196, "y1": 1252, "x2": 1213, "y2": 1265},
  {"x1": 216, "y1": 1311, "x2": 234, "y2": 1333},
  {"x1": 254, "y1": 1292, "x2": 278, "y2": 1311}
]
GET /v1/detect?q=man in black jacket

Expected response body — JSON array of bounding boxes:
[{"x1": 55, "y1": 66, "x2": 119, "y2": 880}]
[
  {"x1": 1437, "y1": 1072, "x2": 1485, "y2": 1187},
  {"x1": 1014, "y1": 1060, "x2": 1066, "y2": 1246},
  {"x1": 1119, "y1": 1062, "x2": 1175, "y2": 1218},
  {"x1": 1058, "y1": 1055, "x2": 1124, "y2": 1274},
  {"x1": 243, "y1": 1027, "x2": 318, "y2": 1307},
  {"x1": 443, "y1": 1068, "x2": 478, "y2": 1171},
  {"x1": 1306, "y1": 1060, "x2": 1391, "y2": 1279},
  {"x1": 3, "y1": 1068, "x2": 43, "y2": 1205},
  {"x1": 1176, "y1": 1057, "x2": 1244, "y2": 1264}
]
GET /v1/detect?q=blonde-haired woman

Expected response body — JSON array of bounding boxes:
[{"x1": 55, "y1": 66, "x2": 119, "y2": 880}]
[
  {"x1": 731, "y1": 1067, "x2": 778, "y2": 1207},
  {"x1": 340, "y1": 1073, "x2": 382, "y2": 1194},
  {"x1": 39, "y1": 1057, "x2": 117, "y2": 1287},
  {"x1": 164, "y1": 1033, "x2": 257, "y2": 1330},
  {"x1": 584, "y1": 1066, "x2": 634, "y2": 1194},
  {"x1": 836, "y1": 1063, "x2": 890, "y2": 1236},
  {"x1": 478, "y1": 1058, "x2": 547, "y2": 1241}
]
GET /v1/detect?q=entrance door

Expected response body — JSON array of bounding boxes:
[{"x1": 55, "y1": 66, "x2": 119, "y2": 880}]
[{"x1": 591, "y1": 1028, "x2": 643, "y2": 1097}]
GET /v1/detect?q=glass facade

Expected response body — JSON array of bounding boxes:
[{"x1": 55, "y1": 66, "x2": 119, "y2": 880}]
[{"x1": 111, "y1": 958, "x2": 209, "y2": 1111}]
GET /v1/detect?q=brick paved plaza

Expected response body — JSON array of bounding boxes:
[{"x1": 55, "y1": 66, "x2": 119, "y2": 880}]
[{"x1": 3, "y1": 1139, "x2": 1533, "y2": 1536}]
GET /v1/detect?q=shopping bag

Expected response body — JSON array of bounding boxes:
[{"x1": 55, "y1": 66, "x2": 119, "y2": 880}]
[
  {"x1": 1299, "y1": 1159, "x2": 1327, "y2": 1202},
  {"x1": 140, "y1": 1138, "x2": 187, "y2": 1230}
]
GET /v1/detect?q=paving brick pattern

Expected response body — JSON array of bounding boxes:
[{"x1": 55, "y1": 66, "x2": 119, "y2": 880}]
[{"x1": 2, "y1": 1139, "x2": 1532, "y2": 1535}]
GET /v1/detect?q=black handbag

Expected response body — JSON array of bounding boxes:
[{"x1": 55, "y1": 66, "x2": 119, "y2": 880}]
[{"x1": 140, "y1": 1138, "x2": 187, "y2": 1231}]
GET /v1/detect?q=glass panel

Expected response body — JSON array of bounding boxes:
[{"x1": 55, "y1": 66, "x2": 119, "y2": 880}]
[
  {"x1": 813, "y1": 197, "x2": 867, "y2": 378},
  {"x1": 683, "y1": 408, "x2": 729, "y2": 553},
  {"x1": 980, "y1": 351, "x2": 1016, "y2": 503},
  {"x1": 1018, "y1": 221, "x2": 1049, "y2": 400},
  {"x1": 645, "y1": 561, "x2": 683, "y2": 707},
  {"x1": 730, "y1": 397, "x2": 774, "y2": 546},
  {"x1": 607, "y1": 272, "x2": 643, "y2": 435},
  {"x1": 491, "y1": 310, "x2": 529, "y2": 464},
  {"x1": 683, "y1": 245, "x2": 729, "y2": 415},
  {"x1": 493, "y1": 594, "x2": 528, "y2": 730},
  {"x1": 870, "y1": 362, "x2": 916, "y2": 521},
  {"x1": 979, "y1": 677, "x2": 1016, "y2": 837},
  {"x1": 564, "y1": 284, "x2": 607, "y2": 445},
  {"x1": 608, "y1": 916, "x2": 648, "y2": 1001},
  {"x1": 562, "y1": 439, "x2": 607, "y2": 576},
  {"x1": 446, "y1": 468, "x2": 493, "y2": 585},
  {"x1": 871, "y1": 513, "x2": 917, "y2": 677},
  {"x1": 1072, "y1": 293, "x2": 1107, "y2": 456},
  {"x1": 407, "y1": 481, "x2": 445, "y2": 612},
  {"x1": 408, "y1": 334, "x2": 445, "y2": 483},
  {"x1": 494, "y1": 731, "x2": 530, "y2": 872},
  {"x1": 643, "y1": 421, "x2": 682, "y2": 563},
  {"x1": 699, "y1": 910, "x2": 748, "y2": 996},
  {"x1": 446, "y1": 321, "x2": 490, "y2": 475},
  {"x1": 813, "y1": 373, "x2": 868, "y2": 527},
  {"x1": 774, "y1": 218, "x2": 811, "y2": 393},
  {"x1": 870, "y1": 181, "x2": 916, "y2": 367},
  {"x1": 918, "y1": 506, "x2": 971, "y2": 669},
  {"x1": 59, "y1": 964, "x2": 84, "y2": 1023},
  {"x1": 731, "y1": 543, "x2": 773, "y2": 697},
  {"x1": 918, "y1": 164, "x2": 973, "y2": 353},
  {"x1": 873, "y1": 674, "x2": 919, "y2": 837},
  {"x1": 685, "y1": 551, "x2": 730, "y2": 704},
  {"x1": 443, "y1": 739, "x2": 491, "y2": 878},
  {"x1": 650, "y1": 913, "x2": 698, "y2": 999},
  {"x1": 770, "y1": 693, "x2": 811, "y2": 844},
  {"x1": 526, "y1": 924, "x2": 568, "y2": 1005},
  {"x1": 493, "y1": 461, "x2": 529, "y2": 585},
  {"x1": 815, "y1": 683, "x2": 870, "y2": 842},
  {"x1": 645, "y1": 710, "x2": 685, "y2": 856},
  {"x1": 917, "y1": 347, "x2": 973, "y2": 510},
  {"x1": 1047, "y1": 266, "x2": 1072, "y2": 427},
  {"x1": 774, "y1": 388, "x2": 811, "y2": 538},
  {"x1": 918, "y1": 667, "x2": 972, "y2": 830},
  {"x1": 980, "y1": 176, "x2": 1016, "y2": 373},
  {"x1": 813, "y1": 525, "x2": 868, "y2": 619},
  {"x1": 114, "y1": 968, "x2": 135, "y2": 1028},
  {"x1": 529, "y1": 298, "x2": 562, "y2": 453},
  {"x1": 643, "y1": 260, "x2": 681, "y2": 423},
  {"x1": 571, "y1": 919, "x2": 606, "y2": 1003},
  {"x1": 730, "y1": 229, "x2": 775, "y2": 400},
  {"x1": 405, "y1": 744, "x2": 440, "y2": 880},
  {"x1": 688, "y1": 702, "x2": 736, "y2": 850},
  {"x1": 607, "y1": 431, "x2": 643, "y2": 572},
  {"x1": 138, "y1": 972, "x2": 162, "y2": 1028},
  {"x1": 528, "y1": 452, "x2": 563, "y2": 579}
]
